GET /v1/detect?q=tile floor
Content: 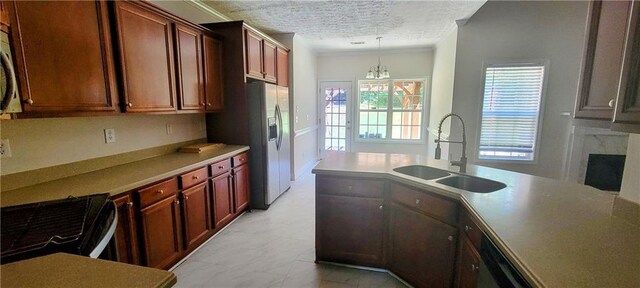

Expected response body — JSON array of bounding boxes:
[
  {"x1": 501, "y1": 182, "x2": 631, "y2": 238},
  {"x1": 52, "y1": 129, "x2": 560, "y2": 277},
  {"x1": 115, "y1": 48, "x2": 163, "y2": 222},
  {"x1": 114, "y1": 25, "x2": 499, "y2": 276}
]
[{"x1": 172, "y1": 170, "x2": 407, "y2": 288}]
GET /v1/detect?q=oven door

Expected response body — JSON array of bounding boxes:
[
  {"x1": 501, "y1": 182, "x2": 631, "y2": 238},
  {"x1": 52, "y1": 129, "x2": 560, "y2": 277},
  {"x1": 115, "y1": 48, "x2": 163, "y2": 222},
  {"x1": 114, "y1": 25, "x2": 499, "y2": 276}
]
[
  {"x1": 478, "y1": 235, "x2": 531, "y2": 288},
  {"x1": 1, "y1": 29, "x2": 22, "y2": 115}
]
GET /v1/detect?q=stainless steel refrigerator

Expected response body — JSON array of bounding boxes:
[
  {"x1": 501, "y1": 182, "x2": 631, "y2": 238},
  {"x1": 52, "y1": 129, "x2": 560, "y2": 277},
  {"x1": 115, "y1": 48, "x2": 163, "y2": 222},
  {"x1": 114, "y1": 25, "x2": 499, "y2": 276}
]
[{"x1": 247, "y1": 82, "x2": 291, "y2": 209}]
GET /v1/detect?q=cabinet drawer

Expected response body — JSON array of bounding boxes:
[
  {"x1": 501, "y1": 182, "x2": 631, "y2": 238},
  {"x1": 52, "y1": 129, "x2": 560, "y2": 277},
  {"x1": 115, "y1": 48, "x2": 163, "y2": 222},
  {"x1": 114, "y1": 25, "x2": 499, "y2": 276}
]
[
  {"x1": 210, "y1": 158, "x2": 231, "y2": 177},
  {"x1": 461, "y1": 210, "x2": 482, "y2": 250},
  {"x1": 138, "y1": 178, "x2": 179, "y2": 208},
  {"x1": 390, "y1": 183, "x2": 458, "y2": 225},
  {"x1": 232, "y1": 152, "x2": 249, "y2": 167},
  {"x1": 180, "y1": 167, "x2": 208, "y2": 189},
  {"x1": 316, "y1": 176, "x2": 384, "y2": 198}
]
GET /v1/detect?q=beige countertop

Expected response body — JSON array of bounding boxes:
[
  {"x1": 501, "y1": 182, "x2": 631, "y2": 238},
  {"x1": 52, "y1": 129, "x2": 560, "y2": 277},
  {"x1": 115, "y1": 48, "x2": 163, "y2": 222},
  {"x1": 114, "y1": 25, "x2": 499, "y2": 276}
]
[
  {"x1": 0, "y1": 253, "x2": 176, "y2": 288},
  {"x1": 0, "y1": 145, "x2": 249, "y2": 207},
  {"x1": 312, "y1": 152, "x2": 640, "y2": 288}
]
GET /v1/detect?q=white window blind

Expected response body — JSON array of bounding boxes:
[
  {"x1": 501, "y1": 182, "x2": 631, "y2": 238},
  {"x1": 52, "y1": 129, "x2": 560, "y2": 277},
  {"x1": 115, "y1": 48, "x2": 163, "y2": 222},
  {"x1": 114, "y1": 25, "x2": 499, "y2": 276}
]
[{"x1": 479, "y1": 64, "x2": 545, "y2": 161}]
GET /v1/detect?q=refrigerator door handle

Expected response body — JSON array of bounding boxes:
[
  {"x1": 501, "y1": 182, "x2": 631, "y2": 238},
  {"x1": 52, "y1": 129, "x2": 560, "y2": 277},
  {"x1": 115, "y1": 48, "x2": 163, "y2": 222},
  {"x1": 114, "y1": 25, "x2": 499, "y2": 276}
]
[{"x1": 275, "y1": 104, "x2": 283, "y2": 150}]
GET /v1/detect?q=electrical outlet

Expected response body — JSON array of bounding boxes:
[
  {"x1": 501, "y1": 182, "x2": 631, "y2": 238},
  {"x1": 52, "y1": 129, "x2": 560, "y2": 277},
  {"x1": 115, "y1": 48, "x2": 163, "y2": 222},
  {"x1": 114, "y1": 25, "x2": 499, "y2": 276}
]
[
  {"x1": 166, "y1": 123, "x2": 173, "y2": 135},
  {"x1": 104, "y1": 129, "x2": 116, "y2": 143},
  {"x1": 1, "y1": 139, "x2": 12, "y2": 158}
]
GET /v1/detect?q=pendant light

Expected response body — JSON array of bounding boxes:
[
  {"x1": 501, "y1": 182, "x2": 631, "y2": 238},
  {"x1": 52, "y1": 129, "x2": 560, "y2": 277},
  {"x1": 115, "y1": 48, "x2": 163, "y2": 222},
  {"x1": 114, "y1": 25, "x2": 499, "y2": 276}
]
[{"x1": 366, "y1": 37, "x2": 390, "y2": 79}]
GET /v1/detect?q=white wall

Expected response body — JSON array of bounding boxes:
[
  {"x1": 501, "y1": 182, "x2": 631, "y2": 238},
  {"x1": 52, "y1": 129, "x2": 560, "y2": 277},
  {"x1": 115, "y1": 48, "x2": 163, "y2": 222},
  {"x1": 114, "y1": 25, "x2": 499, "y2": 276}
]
[
  {"x1": 317, "y1": 49, "x2": 434, "y2": 155},
  {"x1": 450, "y1": 1, "x2": 589, "y2": 179},
  {"x1": 428, "y1": 27, "x2": 458, "y2": 160},
  {"x1": 619, "y1": 134, "x2": 640, "y2": 204},
  {"x1": 0, "y1": 114, "x2": 206, "y2": 175},
  {"x1": 272, "y1": 34, "x2": 319, "y2": 179}
]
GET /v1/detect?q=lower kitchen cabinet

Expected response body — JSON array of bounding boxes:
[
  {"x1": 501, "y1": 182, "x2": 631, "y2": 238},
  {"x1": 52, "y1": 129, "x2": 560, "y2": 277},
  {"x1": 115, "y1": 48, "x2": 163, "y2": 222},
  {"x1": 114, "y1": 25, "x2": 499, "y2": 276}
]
[
  {"x1": 111, "y1": 193, "x2": 140, "y2": 265},
  {"x1": 233, "y1": 163, "x2": 250, "y2": 213},
  {"x1": 211, "y1": 171, "x2": 234, "y2": 228},
  {"x1": 316, "y1": 194, "x2": 385, "y2": 267},
  {"x1": 456, "y1": 237, "x2": 481, "y2": 288},
  {"x1": 181, "y1": 182, "x2": 211, "y2": 250},
  {"x1": 139, "y1": 194, "x2": 182, "y2": 269},
  {"x1": 389, "y1": 202, "x2": 458, "y2": 288}
]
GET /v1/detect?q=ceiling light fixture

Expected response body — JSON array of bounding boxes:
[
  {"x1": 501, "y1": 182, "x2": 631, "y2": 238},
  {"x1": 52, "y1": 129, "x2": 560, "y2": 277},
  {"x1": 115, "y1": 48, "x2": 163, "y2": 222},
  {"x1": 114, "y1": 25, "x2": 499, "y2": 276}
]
[{"x1": 366, "y1": 37, "x2": 390, "y2": 79}]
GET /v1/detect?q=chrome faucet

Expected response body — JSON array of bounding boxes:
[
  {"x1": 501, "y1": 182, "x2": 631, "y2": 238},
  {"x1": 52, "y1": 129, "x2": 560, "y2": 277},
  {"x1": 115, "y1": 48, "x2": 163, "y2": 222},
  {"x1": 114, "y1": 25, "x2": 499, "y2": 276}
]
[{"x1": 434, "y1": 113, "x2": 467, "y2": 173}]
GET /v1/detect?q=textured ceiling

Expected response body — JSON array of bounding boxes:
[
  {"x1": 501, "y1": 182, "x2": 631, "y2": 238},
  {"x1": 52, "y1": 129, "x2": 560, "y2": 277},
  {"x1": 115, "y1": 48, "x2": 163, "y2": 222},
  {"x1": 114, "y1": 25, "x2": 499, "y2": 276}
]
[{"x1": 201, "y1": 0, "x2": 486, "y2": 52}]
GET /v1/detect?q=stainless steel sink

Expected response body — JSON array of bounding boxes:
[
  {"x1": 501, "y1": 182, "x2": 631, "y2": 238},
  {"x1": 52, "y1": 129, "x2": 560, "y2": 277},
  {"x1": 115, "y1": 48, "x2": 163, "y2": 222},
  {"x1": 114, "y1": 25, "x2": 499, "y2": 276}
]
[
  {"x1": 435, "y1": 175, "x2": 506, "y2": 193},
  {"x1": 393, "y1": 165, "x2": 451, "y2": 180}
]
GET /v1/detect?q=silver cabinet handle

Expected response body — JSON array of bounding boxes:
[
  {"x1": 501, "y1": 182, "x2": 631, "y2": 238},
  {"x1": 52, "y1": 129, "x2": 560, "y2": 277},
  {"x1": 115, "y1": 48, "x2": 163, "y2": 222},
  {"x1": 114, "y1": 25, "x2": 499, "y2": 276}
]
[
  {"x1": 608, "y1": 99, "x2": 616, "y2": 108},
  {"x1": 127, "y1": 102, "x2": 133, "y2": 107},
  {"x1": 25, "y1": 99, "x2": 34, "y2": 105},
  {"x1": 127, "y1": 202, "x2": 134, "y2": 207},
  {"x1": 415, "y1": 199, "x2": 421, "y2": 205},
  {"x1": 201, "y1": 102, "x2": 206, "y2": 106},
  {"x1": 379, "y1": 205, "x2": 383, "y2": 210},
  {"x1": 448, "y1": 235, "x2": 454, "y2": 241},
  {"x1": 465, "y1": 225, "x2": 472, "y2": 232},
  {"x1": 157, "y1": 189, "x2": 164, "y2": 194},
  {"x1": 185, "y1": 196, "x2": 189, "y2": 200},
  {"x1": 193, "y1": 175, "x2": 199, "y2": 180},
  {"x1": 471, "y1": 264, "x2": 478, "y2": 272},
  {"x1": 207, "y1": 102, "x2": 212, "y2": 106},
  {"x1": 176, "y1": 200, "x2": 180, "y2": 205}
]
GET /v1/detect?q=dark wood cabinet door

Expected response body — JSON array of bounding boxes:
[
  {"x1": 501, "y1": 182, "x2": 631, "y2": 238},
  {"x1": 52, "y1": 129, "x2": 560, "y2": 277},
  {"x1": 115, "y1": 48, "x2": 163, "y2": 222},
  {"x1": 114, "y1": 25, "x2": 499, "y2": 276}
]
[
  {"x1": 174, "y1": 23, "x2": 204, "y2": 111},
  {"x1": 245, "y1": 30, "x2": 263, "y2": 79},
  {"x1": 389, "y1": 202, "x2": 458, "y2": 288},
  {"x1": 316, "y1": 194, "x2": 384, "y2": 267},
  {"x1": 575, "y1": 0, "x2": 632, "y2": 119},
  {"x1": 211, "y1": 172, "x2": 234, "y2": 228},
  {"x1": 276, "y1": 48, "x2": 289, "y2": 87},
  {"x1": 181, "y1": 182, "x2": 211, "y2": 250},
  {"x1": 263, "y1": 41, "x2": 277, "y2": 83},
  {"x1": 202, "y1": 34, "x2": 224, "y2": 111},
  {"x1": 233, "y1": 163, "x2": 250, "y2": 213},
  {"x1": 456, "y1": 237, "x2": 481, "y2": 288},
  {"x1": 612, "y1": 0, "x2": 640, "y2": 132},
  {"x1": 139, "y1": 194, "x2": 182, "y2": 269},
  {"x1": 9, "y1": 1, "x2": 118, "y2": 113},
  {"x1": 113, "y1": 1, "x2": 176, "y2": 112},
  {"x1": 111, "y1": 194, "x2": 140, "y2": 265}
]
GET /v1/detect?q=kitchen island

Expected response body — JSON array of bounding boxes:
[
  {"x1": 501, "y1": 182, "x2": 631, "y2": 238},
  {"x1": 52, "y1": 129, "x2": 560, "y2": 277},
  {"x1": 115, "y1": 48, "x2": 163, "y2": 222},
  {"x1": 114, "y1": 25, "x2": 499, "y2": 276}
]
[
  {"x1": 312, "y1": 152, "x2": 640, "y2": 288},
  {"x1": 0, "y1": 253, "x2": 176, "y2": 288}
]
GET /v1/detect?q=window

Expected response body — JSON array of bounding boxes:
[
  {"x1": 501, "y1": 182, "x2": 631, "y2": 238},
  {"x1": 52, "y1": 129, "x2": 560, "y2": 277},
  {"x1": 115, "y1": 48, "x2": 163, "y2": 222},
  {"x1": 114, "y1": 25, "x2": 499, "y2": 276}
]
[
  {"x1": 357, "y1": 79, "x2": 425, "y2": 142},
  {"x1": 478, "y1": 62, "x2": 546, "y2": 161}
]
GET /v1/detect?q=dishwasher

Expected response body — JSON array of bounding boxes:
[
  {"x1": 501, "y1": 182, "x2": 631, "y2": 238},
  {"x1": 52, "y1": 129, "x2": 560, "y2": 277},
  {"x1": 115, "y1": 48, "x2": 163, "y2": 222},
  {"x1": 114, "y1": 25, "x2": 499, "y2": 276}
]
[
  {"x1": 1, "y1": 193, "x2": 117, "y2": 264},
  {"x1": 477, "y1": 234, "x2": 531, "y2": 288}
]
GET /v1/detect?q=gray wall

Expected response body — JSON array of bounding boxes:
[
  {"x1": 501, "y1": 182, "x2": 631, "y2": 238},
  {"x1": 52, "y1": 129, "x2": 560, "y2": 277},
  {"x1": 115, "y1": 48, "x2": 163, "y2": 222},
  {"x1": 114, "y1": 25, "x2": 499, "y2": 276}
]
[{"x1": 450, "y1": 1, "x2": 589, "y2": 179}]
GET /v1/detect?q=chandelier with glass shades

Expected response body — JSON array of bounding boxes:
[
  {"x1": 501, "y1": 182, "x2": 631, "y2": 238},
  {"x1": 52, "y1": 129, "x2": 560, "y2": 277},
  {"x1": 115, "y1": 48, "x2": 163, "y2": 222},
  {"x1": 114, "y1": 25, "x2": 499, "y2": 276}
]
[{"x1": 366, "y1": 37, "x2": 390, "y2": 79}]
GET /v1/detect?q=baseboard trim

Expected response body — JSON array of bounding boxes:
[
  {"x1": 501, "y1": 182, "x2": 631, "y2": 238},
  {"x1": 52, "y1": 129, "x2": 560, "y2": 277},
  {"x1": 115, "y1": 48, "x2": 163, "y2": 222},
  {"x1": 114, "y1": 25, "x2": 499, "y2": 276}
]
[{"x1": 294, "y1": 159, "x2": 319, "y2": 180}]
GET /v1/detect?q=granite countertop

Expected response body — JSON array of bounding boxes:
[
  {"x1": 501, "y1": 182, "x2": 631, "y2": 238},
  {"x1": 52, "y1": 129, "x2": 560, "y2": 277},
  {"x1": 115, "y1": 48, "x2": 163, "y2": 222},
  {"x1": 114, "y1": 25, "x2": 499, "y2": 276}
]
[
  {"x1": 312, "y1": 152, "x2": 640, "y2": 288},
  {"x1": 0, "y1": 145, "x2": 249, "y2": 207},
  {"x1": 0, "y1": 253, "x2": 177, "y2": 288}
]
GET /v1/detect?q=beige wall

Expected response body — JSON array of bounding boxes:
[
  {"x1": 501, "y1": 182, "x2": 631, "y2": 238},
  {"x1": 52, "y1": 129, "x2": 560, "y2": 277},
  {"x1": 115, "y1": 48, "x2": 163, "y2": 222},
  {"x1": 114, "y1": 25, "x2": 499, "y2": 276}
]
[
  {"x1": 273, "y1": 33, "x2": 320, "y2": 179},
  {"x1": 619, "y1": 134, "x2": 640, "y2": 204},
  {"x1": 451, "y1": 1, "x2": 589, "y2": 179},
  {"x1": 317, "y1": 49, "x2": 434, "y2": 155},
  {"x1": 428, "y1": 26, "x2": 458, "y2": 160},
  {"x1": 0, "y1": 114, "x2": 206, "y2": 175}
]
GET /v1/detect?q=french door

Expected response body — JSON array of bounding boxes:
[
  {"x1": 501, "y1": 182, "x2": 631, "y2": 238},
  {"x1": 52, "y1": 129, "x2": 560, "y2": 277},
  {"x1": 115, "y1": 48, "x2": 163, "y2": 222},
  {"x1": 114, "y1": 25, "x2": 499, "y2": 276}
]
[{"x1": 318, "y1": 81, "x2": 353, "y2": 158}]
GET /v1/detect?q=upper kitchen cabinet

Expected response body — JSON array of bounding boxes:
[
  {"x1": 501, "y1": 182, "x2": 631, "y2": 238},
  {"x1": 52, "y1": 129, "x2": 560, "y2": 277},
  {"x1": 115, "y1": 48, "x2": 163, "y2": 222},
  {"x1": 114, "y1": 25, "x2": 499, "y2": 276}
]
[
  {"x1": 112, "y1": 1, "x2": 177, "y2": 113},
  {"x1": 575, "y1": 0, "x2": 631, "y2": 120},
  {"x1": 276, "y1": 48, "x2": 289, "y2": 87},
  {"x1": 262, "y1": 40, "x2": 277, "y2": 83},
  {"x1": 612, "y1": 1, "x2": 640, "y2": 133},
  {"x1": 202, "y1": 34, "x2": 224, "y2": 112},
  {"x1": 202, "y1": 21, "x2": 289, "y2": 145},
  {"x1": 7, "y1": 1, "x2": 119, "y2": 116},
  {"x1": 174, "y1": 23, "x2": 205, "y2": 111}
]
